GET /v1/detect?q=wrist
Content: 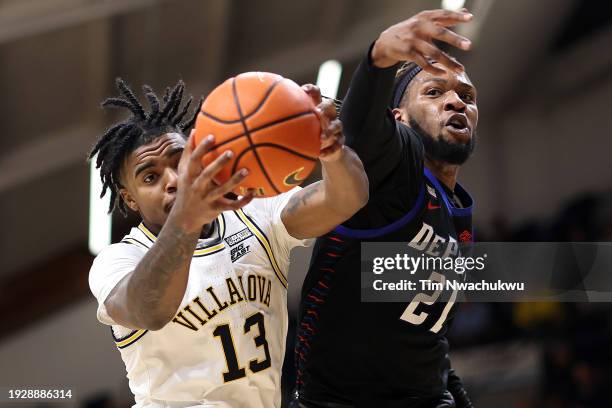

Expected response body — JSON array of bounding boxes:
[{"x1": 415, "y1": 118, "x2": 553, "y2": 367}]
[
  {"x1": 319, "y1": 144, "x2": 346, "y2": 164},
  {"x1": 166, "y1": 208, "x2": 205, "y2": 236},
  {"x1": 371, "y1": 37, "x2": 396, "y2": 68}
]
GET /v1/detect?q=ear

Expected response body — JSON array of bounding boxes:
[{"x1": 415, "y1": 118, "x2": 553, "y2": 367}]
[
  {"x1": 392, "y1": 108, "x2": 410, "y2": 125},
  {"x1": 119, "y1": 188, "x2": 139, "y2": 212}
]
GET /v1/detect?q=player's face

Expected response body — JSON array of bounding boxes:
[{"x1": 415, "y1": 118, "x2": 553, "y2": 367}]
[
  {"x1": 119, "y1": 133, "x2": 185, "y2": 233},
  {"x1": 399, "y1": 63, "x2": 479, "y2": 164}
]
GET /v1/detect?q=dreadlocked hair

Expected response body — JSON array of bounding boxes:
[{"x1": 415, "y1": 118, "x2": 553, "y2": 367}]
[{"x1": 88, "y1": 78, "x2": 203, "y2": 215}]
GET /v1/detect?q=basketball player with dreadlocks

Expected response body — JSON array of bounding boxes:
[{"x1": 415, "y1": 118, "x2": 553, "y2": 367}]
[
  {"x1": 294, "y1": 9, "x2": 477, "y2": 408},
  {"x1": 88, "y1": 79, "x2": 368, "y2": 407}
]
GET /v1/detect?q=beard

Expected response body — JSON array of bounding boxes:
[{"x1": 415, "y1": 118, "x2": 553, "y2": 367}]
[{"x1": 408, "y1": 118, "x2": 476, "y2": 165}]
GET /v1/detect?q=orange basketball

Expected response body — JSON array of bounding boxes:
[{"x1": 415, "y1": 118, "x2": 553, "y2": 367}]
[{"x1": 193, "y1": 72, "x2": 321, "y2": 197}]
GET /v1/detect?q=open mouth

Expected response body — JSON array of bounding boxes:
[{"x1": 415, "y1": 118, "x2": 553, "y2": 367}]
[{"x1": 444, "y1": 114, "x2": 470, "y2": 136}]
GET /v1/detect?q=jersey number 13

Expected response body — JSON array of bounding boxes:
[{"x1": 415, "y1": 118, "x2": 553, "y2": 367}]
[{"x1": 213, "y1": 312, "x2": 271, "y2": 382}]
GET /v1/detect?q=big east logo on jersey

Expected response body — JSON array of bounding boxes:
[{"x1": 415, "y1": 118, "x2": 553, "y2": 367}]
[
  {"x1": 408, "y1": 222, "x2": 459, "y2": 258},
  {"x1": 230, "y1": 243, "x2": 251, "y2": 262}
]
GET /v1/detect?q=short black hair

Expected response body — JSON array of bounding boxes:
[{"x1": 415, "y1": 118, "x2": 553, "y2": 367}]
[{"x1": 88, "y1": 78, "x2": 202, "y2": 215}]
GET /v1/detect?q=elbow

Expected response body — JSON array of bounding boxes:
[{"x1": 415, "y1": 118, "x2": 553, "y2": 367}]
[
  {"x1": 140, "y1": 311, "x2": 173, "y2": 331},
  {"x1": 106, "y1": 300, "x2": 172, "y2": 331},
  {"x1": 144, "y1": 320, "x2": 169, "y2": 332},
  {"x1": 127, "y1": 295, "x2": 176, "y2": 331},
  {"x1": 125, "y1": 275, "x2": 180, "y2": 331}
]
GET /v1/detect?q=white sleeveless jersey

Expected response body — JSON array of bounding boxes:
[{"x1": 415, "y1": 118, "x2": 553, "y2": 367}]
[{"x1": 89, "y1": 188, "x2": 310, "y2": 408}]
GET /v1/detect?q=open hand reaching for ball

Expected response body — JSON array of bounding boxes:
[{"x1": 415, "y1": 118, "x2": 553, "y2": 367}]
[
  {"x1": 302, "y1": 84, "x2": 345, "y2": 162},
  {"x1": 169, "y1": 132, "x2": 254, "y2": 234}
]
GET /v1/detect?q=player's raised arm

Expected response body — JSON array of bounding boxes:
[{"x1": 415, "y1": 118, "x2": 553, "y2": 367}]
[
  {"x1": 280, "y1": 85, "x2": 368, "y2": 239},
  {"x1": 104, "y1": 134, "x2": 254, "y2": 331},
  {"x1": 341, "y1": 9, "x2": 472, "y2": 191},
  {"x1": 370, "y1": 9, "x2": 472, "y2": 71}
]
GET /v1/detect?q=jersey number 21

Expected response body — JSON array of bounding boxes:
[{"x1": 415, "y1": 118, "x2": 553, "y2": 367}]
[{"x1": 400, "y1": 271, "x2": 457, "y2": 333}]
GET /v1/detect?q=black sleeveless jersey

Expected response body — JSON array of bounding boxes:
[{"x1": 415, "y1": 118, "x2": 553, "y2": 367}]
[
  {"x1": 294, "y1": 50, "x2": 474, "y2": 407},
  {"x1": 295, "y1": 168, "x2": 473, "y2": 406}
]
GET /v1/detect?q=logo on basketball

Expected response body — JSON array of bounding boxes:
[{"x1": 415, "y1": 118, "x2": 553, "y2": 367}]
[
  {"x1": 193, "y1": 72, "x2": 320, "y2": 197},
  {"x1": 283, "y1": 167, "x2": 306, "y2": 186}
]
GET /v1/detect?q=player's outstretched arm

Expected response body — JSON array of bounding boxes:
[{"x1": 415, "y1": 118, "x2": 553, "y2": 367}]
[
  {"x1": 340, "y1": 9, "x2": 473, "y2": 191},
  {"x1": 105, "y1": 134, "x2": 254, "y2": 331},
  {"x1": 281, "y1": 85, "x2": 368, "y2": 240},
  {"x1": 371, "y1": 9, "x2": 472, "y2": 71}
]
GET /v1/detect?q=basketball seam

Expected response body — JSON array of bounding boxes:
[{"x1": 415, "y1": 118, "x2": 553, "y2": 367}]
[
  {"x1": 200, "y1": 77, "x2": 283, "y2": 124},
  {"x1": 244, "y1": 143, "x2": 318, "y2": 161},
  {"x1": 231, "y1": 78, "x2": 280, "y2": 195},
  {"x1": 210, "y1": 110, "x2": 317, "y2": 150},
  {"x1": 231, "y1": 144, "x2": 316, "y2": 183}
]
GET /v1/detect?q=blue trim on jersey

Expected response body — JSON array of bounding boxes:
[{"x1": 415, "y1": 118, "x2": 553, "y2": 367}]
[
  {"x1": 332, "y1": 183, "x2": 426, "y2": 239},
  {"x1": 423, "y1": 167, "x2": 473, "y2": 217}
]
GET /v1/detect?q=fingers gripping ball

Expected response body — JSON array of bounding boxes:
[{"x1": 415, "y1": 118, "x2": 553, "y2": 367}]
[{"x1": 194, "y1": 72, "x2": 321, "y2": 197}]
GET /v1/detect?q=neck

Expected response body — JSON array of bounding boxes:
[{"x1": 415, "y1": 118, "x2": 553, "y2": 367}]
[
  {"x1": 142, "y1": 220, "x2": 162, "y2": 236},
  {"x1": 425, "y1": 159, "x2": 460, "y2": 191},
  {"x1": 200, "y1": 222, "x2": 214, "y2": 239}
]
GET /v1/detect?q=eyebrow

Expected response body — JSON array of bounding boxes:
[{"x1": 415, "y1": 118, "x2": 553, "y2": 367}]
[
  {"x1": 134, "y1": 162, "x2": 154, "y2": 178},
  {"x1": 423, "y1": 77, "x2": 476, "y2": 93},
  {"x1": 133, "y1": 146, "x2": 183, "y2": 178}
]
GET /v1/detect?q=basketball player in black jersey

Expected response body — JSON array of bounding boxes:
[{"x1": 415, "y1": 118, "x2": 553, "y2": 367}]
[{"x1": 294, "y1": 9, "x2": 477, "y2": 408}]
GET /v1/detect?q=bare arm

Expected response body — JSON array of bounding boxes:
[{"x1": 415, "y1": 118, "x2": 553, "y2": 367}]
[
  {"x1": 104, "y1": 218, "x2": 198, "y2": 330},
  {"x1": 281, "y1": 87, "x2": 369, "y2": 239},
  {"x1": 105, "y1": 134, "x2": 254, "y2": 331}
]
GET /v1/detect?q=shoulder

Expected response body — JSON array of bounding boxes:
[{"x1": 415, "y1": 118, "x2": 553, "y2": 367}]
[
  {"x1": 90, "y1": 242, "x2": 144, "y2": 276},
  {"x1": 88, "y1": 241, "x2": 145, "y2": 311},
  {"x1": 94, "y1": 240, "x2": 146, "y2": 259},
  {"x1": 94, "y1": 226, "x2": 151, "y2": 261},
  {"x1": 89, "y1": 228, "x2": 148, "y2": 281}
]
